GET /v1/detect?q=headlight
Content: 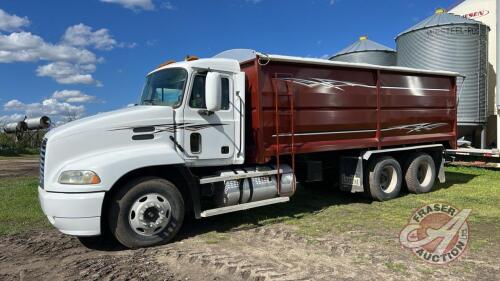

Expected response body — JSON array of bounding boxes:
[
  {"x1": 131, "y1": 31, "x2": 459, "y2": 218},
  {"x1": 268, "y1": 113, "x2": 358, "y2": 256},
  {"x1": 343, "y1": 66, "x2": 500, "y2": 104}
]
[{"x1": 58, "y1": 170, "x2": 101, "y2": 185}]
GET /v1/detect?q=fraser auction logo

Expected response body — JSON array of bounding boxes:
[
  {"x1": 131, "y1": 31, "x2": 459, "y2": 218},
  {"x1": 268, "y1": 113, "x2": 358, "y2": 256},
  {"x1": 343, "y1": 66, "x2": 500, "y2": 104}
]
[{"x1": 399, "y1": 203, "x2": 471, "y2": 264}]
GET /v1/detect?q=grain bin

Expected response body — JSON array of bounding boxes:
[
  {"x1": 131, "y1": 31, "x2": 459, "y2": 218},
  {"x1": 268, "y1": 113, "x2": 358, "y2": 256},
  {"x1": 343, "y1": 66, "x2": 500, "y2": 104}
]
[
  {"x1": 396, "y1": 8, "x2": 489, "y2": 128},
  {"x1": 330, "y1": 36, "x2": 397, "y2": 66}
]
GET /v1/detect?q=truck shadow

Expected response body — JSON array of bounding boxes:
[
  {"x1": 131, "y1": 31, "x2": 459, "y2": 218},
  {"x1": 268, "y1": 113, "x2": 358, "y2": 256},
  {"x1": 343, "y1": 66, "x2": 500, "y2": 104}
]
[
  {"x1": 178, "y1": 170, "x2": 477, "y2": 240},
  {"x1": 80, "y1": 170, "x2": 476, "y2": 251},
  {"x1": 433, "y1": 171, "x2": 477, "y2": 190},
  {"x1": 179, "y1": 183, "x2": 371, "y2": 240}
]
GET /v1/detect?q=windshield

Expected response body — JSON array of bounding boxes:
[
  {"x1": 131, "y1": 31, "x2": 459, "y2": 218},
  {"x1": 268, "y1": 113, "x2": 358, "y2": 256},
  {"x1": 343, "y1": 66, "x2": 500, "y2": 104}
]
[{"x1": 139, "y1": 68, "x2": 188, "y2": 107}]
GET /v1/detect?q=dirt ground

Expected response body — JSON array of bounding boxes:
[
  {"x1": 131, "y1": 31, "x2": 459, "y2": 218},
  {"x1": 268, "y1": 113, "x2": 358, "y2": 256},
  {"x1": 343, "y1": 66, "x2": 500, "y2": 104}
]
[
  {"x1": 1, "y1": 221, "x2": 499, "y2": 281},
  {"x1": 0, "y1": 159, "x2": 39, "y2": 178},
  {"x1": 0, "y1": 160, "x2": 498, "y2": 281}
]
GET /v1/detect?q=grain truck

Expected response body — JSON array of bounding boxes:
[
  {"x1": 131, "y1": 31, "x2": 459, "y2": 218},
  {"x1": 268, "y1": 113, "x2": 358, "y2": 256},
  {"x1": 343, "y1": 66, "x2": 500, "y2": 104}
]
[{"x1": 38, "y1": 49, "x2": 459, "y2": 248}]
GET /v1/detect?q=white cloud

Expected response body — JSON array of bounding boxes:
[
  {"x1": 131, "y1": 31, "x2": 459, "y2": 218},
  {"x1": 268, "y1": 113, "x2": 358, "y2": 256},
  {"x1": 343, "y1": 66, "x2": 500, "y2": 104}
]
[
  {"x1": 161, "y1": 1, "x2": 175, "y2": 10},
  {"x1": 0, "y1": 32, "x2": 98, "y2": 64},
  {"x1": 117, "y1": 41, "x2": 138, "y2": 48},
  {"x1": 0, "y1": 9, "x2": 30, "y2": 32},
  {"x1": 0, "y1": 113, "x2": 25, "y2": 125},
  {"x1": 3, "y1": 98, "x2": 86, "y2": 122},
  {"x1": 62, "y1": 23, "x2": 117, "y2": 50},
  {"x1": 4, "y1": 99, "x2": 25, "y2": 111},
  {"x1": 146, "y1": 39, "x2": 157, "y2": 46},
  {"x1": 101, "y1": 0, "x2": 155, "y2": 11},
  {"x1": 0, "y1": 10, "x2": 127, "y2": 86},
  {"x1": 36, "y1": 62, "x2": 101, "y2": 85},
  {"x1": 52, "y1": 90, "x2": 96, "y2": 103}
]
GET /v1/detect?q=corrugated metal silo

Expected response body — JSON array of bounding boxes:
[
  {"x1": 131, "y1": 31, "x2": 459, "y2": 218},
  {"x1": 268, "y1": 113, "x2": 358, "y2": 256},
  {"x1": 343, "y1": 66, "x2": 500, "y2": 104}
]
[
  {"x1": 330, "y1": 36, "x2": 397, "y2": 66},
  {"x1": 396, "y1": 8, "x2": 489, "y2": 126}
]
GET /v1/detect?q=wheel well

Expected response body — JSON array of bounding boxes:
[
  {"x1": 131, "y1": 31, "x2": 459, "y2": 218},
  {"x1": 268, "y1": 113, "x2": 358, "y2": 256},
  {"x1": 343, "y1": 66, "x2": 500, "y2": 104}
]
[
  {"x1": 101, "y1": 165, "x2": 195, "y2": 233},
  {"x1": 366, "y1": 148, "x2": 443, "y2": 167}
]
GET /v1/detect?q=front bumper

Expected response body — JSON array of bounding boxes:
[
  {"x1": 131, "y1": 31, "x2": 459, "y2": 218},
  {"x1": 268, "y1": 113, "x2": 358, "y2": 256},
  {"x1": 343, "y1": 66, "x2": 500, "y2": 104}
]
[{"x1": 38, "y1": 186, "x2": 105, "y2": 236}]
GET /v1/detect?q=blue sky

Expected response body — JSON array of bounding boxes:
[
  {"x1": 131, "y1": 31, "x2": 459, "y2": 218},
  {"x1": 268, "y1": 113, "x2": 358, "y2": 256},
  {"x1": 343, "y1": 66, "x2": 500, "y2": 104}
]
[{"x1": 0, "y1": 0, "x2": 458, "y2": 124}]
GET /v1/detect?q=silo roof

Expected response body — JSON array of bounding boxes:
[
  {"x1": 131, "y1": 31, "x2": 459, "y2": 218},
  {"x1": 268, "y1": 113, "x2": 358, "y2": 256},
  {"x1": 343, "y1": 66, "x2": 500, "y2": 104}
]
[
  {"x1": 397, "y1": 9, "x2": 485, "y2": 38},
  {"x1": 331, "y1": 36, "x2": 395, "y2": 59}
]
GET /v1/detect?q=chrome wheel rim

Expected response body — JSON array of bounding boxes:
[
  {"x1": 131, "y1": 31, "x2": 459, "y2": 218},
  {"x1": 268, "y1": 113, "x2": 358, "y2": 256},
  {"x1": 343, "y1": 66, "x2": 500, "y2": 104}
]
[{"x1": 129, "y1": 193, "x2": 171, "y2": 236}]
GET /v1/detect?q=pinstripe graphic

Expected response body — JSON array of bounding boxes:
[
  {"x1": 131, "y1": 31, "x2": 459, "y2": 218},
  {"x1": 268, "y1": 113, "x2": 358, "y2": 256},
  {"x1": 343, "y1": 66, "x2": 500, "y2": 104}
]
[
  {"x1": 272, "y1": 123, "x2": 448, "y2": 137},
  {"x1": 111, "y1": 123, "x2": 226, "y2": 134},
  {"x1": 279, "y1": 78, "x2": 449, "y2": 92},
  {"x1": 381, "y1": 123, "x2": 448, "y2": 133},
  {"x1": 279, "y1": 78, "x2": 376, "y2": 91}
]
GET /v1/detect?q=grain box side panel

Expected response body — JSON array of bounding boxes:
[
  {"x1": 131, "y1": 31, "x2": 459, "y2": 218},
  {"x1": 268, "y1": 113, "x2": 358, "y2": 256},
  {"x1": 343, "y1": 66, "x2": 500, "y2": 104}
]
[
  {"x1": 379, "y1": 71, "x2": 457, "y2": 148},
  {"x1": 258, "y1": 61, "x2": 379, "y2": 160}
]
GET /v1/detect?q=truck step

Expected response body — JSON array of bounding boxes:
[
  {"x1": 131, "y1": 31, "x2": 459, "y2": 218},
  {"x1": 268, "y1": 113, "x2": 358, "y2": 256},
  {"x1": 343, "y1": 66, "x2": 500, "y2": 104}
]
[
  {"x1": 199, "y1": 169, "x2": 282, "y2": 184},
  {"x1": 200, "y1": 197, "x2": 290, "y2": 217}
]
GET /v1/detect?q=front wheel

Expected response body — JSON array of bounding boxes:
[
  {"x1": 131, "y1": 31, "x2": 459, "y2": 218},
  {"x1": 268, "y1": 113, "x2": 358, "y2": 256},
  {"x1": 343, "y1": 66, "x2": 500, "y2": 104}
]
[{"x1": 108, "y1": 177, "x2": 185, "y2": 249}]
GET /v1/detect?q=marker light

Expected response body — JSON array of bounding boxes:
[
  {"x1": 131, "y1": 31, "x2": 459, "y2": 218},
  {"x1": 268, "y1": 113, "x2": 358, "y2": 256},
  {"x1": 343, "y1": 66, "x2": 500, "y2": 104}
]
[
  {"x1": 58, "y1": 170, "x2": 101, "y2": 185},
  {"x1": 157, "y1": 60, "x2": 176, "y2": 68},
  {"x1": 185, "y1": 55, "x2": 199, "y2": 61}
]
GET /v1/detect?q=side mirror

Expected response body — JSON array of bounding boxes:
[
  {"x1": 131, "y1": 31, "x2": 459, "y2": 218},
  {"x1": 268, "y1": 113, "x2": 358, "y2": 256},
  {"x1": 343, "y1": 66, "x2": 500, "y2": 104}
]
[{"x1": 205, "y1": 72, "x2": 222, "y2": 112}]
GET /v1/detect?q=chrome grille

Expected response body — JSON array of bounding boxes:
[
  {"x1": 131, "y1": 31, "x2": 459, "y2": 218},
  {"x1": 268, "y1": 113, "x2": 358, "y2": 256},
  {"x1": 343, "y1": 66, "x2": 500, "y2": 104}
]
[{"x1": 40, "y1": 138, "x2": 47, "y2": 189}]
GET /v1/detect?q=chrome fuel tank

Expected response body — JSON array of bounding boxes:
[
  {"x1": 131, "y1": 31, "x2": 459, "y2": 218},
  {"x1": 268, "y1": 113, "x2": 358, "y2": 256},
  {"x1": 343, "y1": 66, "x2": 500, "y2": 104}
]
[{"x1": 214, "y1": 165, "x2": 295, "y2": 207}]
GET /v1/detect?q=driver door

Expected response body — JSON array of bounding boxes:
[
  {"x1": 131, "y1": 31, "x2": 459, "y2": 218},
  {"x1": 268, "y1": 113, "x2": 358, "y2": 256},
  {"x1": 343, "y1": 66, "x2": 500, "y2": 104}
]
[{"x1": 182, "y1": 72, "x2": 236, "y2": 162}]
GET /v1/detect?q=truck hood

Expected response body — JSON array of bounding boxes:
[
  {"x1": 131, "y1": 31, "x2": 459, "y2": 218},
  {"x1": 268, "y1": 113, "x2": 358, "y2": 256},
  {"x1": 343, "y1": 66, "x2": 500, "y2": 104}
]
[
  {"x1": 46, "y1": 105, "x2": 175, "y2": 140},
  {"x1": 41, "y1": 106, "x2": 183, "y2": 192},
  {"x1": 41, "y1": 105, "x2": 181, "y2": 191}
]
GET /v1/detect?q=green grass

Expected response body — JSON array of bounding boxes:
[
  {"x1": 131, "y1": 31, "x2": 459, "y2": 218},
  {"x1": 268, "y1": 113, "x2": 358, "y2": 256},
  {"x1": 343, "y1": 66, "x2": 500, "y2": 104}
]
[
  {"x1": 0, "y1": 177, "x2": 48, "y2": 235},
  {"x1": 385, "y1": 262, "x2": 408, "y2": 273},
  {"x1": 0, "y1": 148, "x2": 39, "y2": 158},
  {"x1": 0, "y1": 154, "x2": 39, "y2": 160},
  {"x1": 200, "y1": 231, "x2": 230, "y2": 244},
  {"x1": 0, "y1": 166, "x2": 498, "y2": 251},
  {"x1": 203, "y1": 166, "x2": 500, "y2": 250}
]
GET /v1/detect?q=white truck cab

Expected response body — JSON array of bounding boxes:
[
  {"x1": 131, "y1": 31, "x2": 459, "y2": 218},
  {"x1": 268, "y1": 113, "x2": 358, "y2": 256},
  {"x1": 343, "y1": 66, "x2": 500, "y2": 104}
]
[{"x1": 38, "y1": 57, "x2": 257, "y2": 247}]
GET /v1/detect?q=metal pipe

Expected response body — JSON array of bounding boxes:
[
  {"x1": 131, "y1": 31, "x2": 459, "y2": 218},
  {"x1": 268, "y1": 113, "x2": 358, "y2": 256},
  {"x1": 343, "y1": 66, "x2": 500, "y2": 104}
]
[
  {"x1": 25, "y1": 116, "x2": 51, "y2": 130},
  {"x1": 3, "y1": 121, "x2": 27, "y2": 134},
  {"x1": 481, "y1": 125, "x2": 487, "y2": 149}
]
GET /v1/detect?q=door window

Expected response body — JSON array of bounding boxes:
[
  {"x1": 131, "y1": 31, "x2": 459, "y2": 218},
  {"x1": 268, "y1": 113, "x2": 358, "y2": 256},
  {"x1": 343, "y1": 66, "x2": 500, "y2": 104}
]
[{"x1": 189, "y1": 74, "x2": 230, "y2": 110}]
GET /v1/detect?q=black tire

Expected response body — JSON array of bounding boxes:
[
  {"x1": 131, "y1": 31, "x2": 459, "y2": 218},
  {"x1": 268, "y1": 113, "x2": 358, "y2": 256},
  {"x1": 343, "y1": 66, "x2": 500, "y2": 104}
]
[
  {"x1": 108, "y1": 177, "x2": 184, "y2": 249},
  {"x1": 367, "y1": 156, "x2": 402, "y2": 201},
  {"x1": 404, "y1": 153, "x2": 436, "y2": 194}
]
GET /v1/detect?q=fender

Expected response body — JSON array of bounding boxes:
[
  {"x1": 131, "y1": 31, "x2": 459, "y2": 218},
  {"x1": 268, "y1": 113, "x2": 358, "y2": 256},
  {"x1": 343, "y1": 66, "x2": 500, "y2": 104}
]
[{"x1": 45, "y1": 143, "x2": 184, "y2": 193}]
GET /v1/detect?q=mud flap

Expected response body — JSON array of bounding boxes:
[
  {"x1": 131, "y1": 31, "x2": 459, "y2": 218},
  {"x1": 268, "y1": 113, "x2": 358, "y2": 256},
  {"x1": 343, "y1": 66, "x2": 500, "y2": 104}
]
[
  {"x1": 340, "y1": 156, "x2": 364, "y2": 193},
  {"x1": 437, "y1": 156, "x2": 446, "y2": 183}
]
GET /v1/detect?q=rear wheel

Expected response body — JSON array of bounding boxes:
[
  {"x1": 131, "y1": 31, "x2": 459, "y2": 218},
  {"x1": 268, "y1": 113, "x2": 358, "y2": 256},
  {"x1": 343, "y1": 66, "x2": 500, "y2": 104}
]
[
  {"x1": 108, "y1": 177, "x2": 184, "y2": 249},
  {"x1": 404, "y1": 153, "x2": 436, "y2": 194},
  {"x1": 367, "y1": 156, "x2": 402, "y2": 201}
]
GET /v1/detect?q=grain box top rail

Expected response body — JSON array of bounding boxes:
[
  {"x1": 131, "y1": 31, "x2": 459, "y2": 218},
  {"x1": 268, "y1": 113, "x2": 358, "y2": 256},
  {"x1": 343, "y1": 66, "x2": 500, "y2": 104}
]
[
  {"x1": 214, "y1": 49, "x2": 462, "y2": 77},
  {"x1": 259, "y1": 53, "x2": 461, "y2": 77}
]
